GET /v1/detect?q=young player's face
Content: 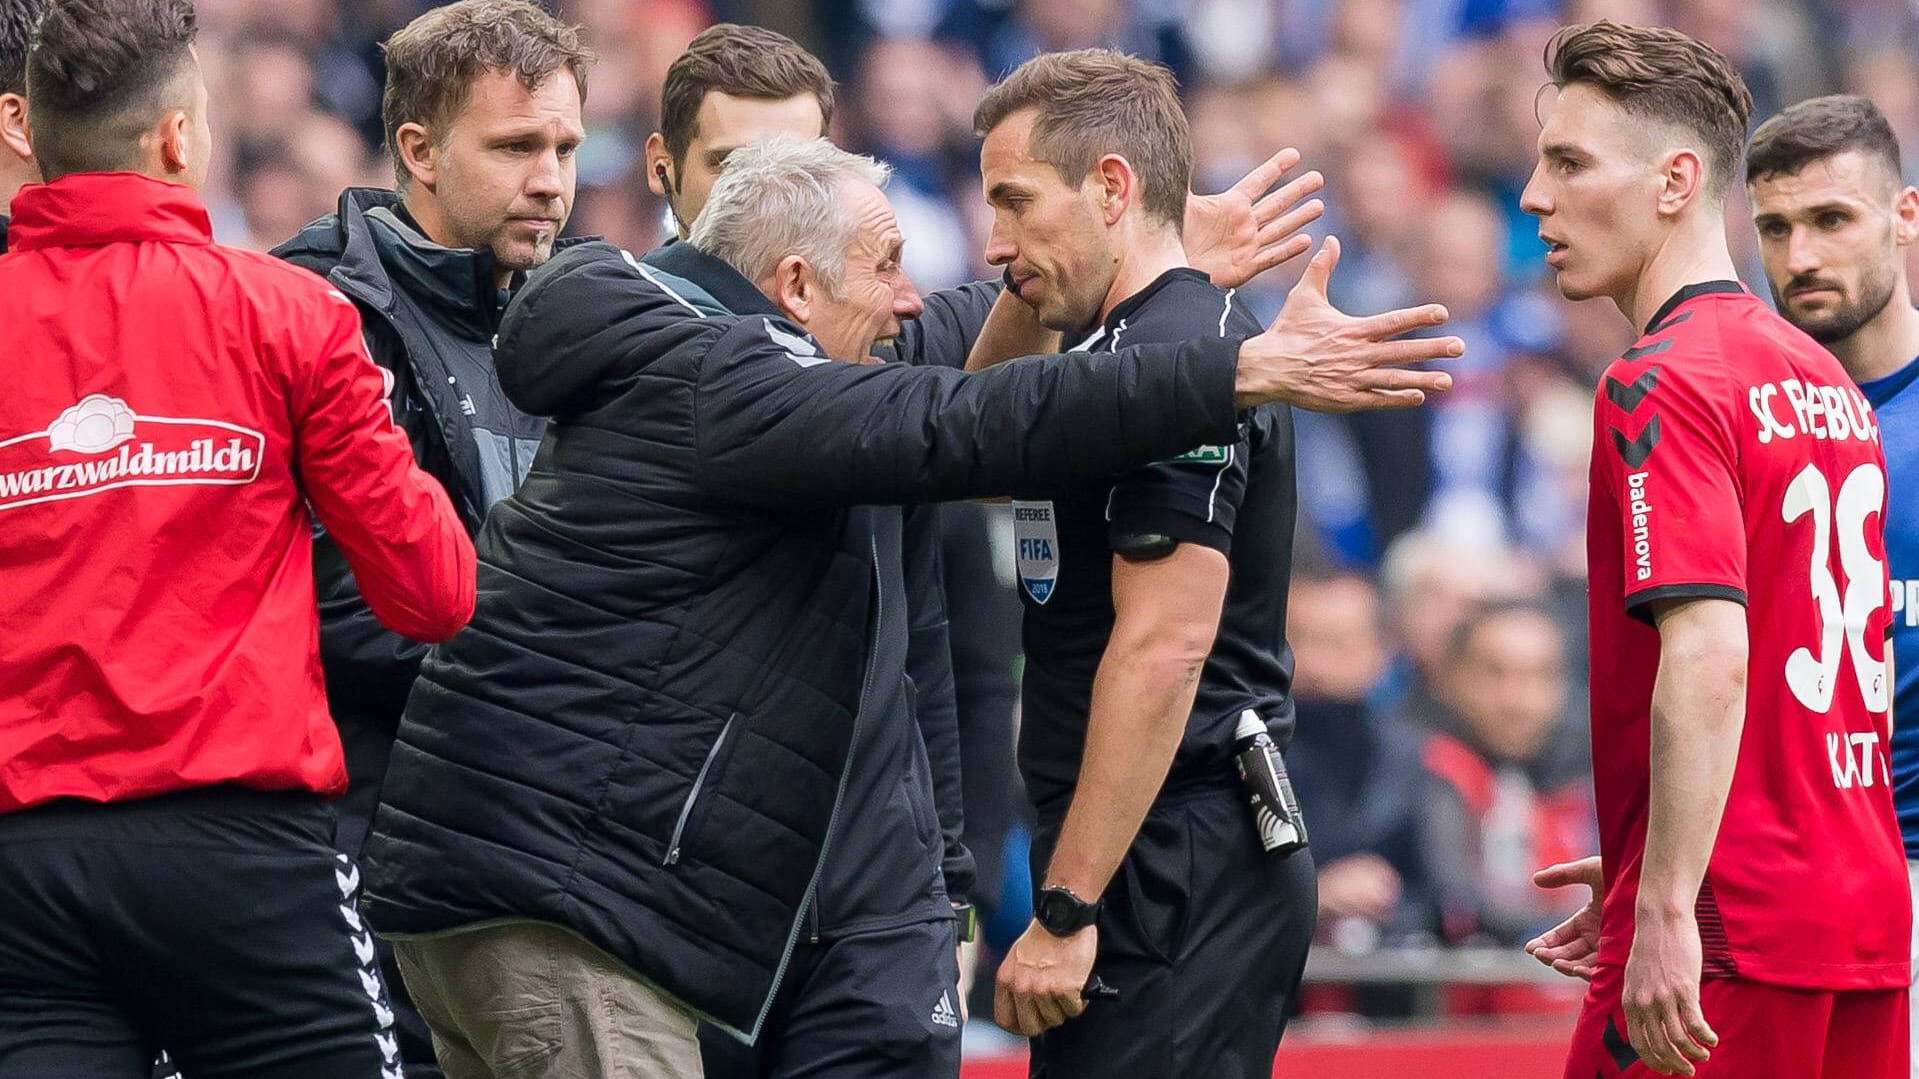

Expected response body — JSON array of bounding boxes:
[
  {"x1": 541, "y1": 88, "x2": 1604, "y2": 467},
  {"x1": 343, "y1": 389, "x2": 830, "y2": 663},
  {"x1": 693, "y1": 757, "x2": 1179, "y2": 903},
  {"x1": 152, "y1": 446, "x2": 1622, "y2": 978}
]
[
  {"x1": 647, "y1": 93, "x2": 826, "y2": 233},
  {"x1": 787, "y1": 178, "x2": 924, "y2": 363},
  {"x1": 423, "y1": 68, "x2": 583, "y2": 276},
  {"x1": 1521, "y1": 84, "x2": 1665, "y2": 306},
  {"x1": 1749, "y1": 149, "x2": 1916, "y2": 345},
  {"x1": 980, "y1": 108, "x2": 1120, "y2": 332}
]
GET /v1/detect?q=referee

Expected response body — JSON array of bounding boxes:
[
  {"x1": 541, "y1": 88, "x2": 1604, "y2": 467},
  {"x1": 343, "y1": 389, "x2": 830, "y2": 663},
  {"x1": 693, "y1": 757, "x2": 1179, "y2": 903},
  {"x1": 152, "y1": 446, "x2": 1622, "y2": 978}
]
[
  {"x1": 0, "y1": 1, "x2": 475, "y2": 1075},
  {"x1": 975, "y1": 51, "x2": 1317, "y2": 1076}
]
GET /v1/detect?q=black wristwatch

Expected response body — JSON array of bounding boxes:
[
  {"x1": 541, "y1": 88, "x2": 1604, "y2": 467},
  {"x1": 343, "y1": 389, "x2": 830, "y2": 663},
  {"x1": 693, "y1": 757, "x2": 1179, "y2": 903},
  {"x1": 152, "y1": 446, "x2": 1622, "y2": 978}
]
[{"x1": 1034, "y1": 885, "x2": 1100, "y2": 937}]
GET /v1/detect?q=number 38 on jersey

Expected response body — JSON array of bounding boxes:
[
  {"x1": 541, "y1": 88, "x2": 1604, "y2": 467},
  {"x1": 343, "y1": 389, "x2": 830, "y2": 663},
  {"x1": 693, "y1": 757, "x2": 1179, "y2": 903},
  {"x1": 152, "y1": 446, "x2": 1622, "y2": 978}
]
[{"x1": 1781, "y1": 460, "x2": 1889, "y2": 716}]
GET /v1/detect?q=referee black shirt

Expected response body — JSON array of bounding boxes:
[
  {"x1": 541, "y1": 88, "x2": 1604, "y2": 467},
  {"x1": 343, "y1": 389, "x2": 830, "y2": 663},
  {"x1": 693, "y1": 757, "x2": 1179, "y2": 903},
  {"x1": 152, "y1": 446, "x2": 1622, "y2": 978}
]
[{"x1": 1012, "y1": 268, "x2": 1299, "y2": 817}]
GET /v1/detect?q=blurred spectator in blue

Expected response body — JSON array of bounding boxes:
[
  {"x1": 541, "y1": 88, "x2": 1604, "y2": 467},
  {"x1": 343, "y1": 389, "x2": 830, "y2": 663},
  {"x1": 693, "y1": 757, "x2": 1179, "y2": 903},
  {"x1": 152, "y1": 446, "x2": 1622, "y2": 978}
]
[
  {"x1": 936, "y1": 0, "x2": 1184, "y2": 80},
  {"x1": 1286, "y1": 571, "x2": 1435, "y2": 949},
  {"x1": 1416, "y1": 603, "x2": 1594, "y2": 946}
]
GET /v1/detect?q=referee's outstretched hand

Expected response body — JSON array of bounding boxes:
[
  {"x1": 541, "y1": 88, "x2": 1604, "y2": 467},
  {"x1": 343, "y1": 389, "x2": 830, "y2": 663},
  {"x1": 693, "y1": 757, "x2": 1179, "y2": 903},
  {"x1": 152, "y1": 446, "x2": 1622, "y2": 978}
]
[
  {"x1": 1232, "y1": 235, "x2": 1461, "y2": 413},
  {"x1": 1185, "y1": 147, "x2": 1326, "y2": 289}
]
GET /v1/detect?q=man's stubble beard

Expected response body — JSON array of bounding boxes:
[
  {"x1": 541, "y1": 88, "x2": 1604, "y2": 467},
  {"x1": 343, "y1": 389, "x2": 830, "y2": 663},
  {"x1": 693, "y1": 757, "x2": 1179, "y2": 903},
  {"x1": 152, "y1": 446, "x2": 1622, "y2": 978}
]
[{"x1": 1777, "y1": 259, "x2": 1898, "y2": 345}]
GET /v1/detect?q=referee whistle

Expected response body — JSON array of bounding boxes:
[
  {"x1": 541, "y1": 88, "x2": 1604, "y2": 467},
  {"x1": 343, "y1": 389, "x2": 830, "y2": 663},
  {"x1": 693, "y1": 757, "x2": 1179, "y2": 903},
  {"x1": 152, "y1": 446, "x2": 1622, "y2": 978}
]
[{"x1": 1081, "y1": 974, "x2": 1121, "y2": 1002}]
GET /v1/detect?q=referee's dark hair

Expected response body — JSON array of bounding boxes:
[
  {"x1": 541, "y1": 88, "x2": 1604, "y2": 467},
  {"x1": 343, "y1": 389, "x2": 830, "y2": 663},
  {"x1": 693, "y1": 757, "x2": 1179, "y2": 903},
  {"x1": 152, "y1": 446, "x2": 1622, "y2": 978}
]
[
  {"x1": 24, "y1": 0, "x2": 195, "y2": 179},
  {"x1": 1, "y1": 0, "x2": 47, "y2": 96},
  {"x1": 1546, "y1": 20, "x2": 1754, "y2": 201},
  {"x1": 1747, "y1": 94, "x2": 1904, "y2": 189},
  {"x1": 973, "y1": 48, "x2": 1192, "y2": 231}
]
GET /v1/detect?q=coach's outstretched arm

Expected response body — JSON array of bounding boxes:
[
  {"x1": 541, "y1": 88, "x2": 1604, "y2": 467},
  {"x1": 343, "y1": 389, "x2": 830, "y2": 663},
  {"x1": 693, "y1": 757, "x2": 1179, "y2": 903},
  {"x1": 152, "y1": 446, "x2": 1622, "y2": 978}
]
[
  {"x1": 691, "y1": 250, "x2": 1456, "y2": 506},
  {"x1": 1631, "y1": 597, "x2": 1746, "y2": 1077}
]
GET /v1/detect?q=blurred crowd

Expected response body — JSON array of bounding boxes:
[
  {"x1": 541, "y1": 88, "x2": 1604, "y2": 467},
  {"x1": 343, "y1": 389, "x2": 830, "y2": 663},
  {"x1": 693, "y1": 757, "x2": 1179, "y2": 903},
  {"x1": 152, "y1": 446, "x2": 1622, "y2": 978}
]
[{"x1": 188, "y1": 0, "x2": 1919, "y2": 984}]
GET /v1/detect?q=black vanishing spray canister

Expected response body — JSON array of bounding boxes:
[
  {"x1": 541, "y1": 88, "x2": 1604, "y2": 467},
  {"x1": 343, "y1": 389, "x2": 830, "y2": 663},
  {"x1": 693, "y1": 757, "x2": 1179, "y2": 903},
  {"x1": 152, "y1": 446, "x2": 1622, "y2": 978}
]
[{"x1": 1232, "y1": 709, "x2": 1309, "y2": 857}]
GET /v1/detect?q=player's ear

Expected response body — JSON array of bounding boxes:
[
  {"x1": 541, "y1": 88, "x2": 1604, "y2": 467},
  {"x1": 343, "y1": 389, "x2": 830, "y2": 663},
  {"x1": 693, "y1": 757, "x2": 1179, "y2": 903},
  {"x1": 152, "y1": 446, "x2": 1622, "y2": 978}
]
[
  {"x1": 154, "y1": 107, "x2": 193, "y2": 178},
  {"x1": 1893, "y1": 186, "x2": 1919, "y2": 248},
  {"x1": 1093, "y1": 153, "x2": 1135, "y2": 226},
  {"x1": 0, "y1": 93, "x2": 30, "y2": 166},
  {"x1": 1656, "y1": 148, "x2": 1706, "y2": 217}
]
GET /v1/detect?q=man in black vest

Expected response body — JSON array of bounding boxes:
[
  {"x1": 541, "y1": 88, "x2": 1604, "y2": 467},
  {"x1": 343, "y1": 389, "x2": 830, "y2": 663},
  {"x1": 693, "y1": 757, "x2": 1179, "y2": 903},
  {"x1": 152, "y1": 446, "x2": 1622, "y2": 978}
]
[{"x1": 270, "y1": 4, "x2": 592, "y2": 1076}]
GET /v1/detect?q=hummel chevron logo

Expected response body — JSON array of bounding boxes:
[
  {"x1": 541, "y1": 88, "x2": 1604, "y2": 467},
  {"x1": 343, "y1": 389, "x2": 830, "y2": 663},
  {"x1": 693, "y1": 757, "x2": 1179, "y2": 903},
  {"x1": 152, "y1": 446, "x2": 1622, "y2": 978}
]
[
  {"x1": 1611, "y1": 415, "x2": 1662, "y2": 469},
  {"x1": 1605, "y1": 365, "x2": 1662, "y2": 412},
  {"x1": 1647, "y1": 309, "x2": 1693, "y2": 335},
  {"x1": 1621, "y1": 338, "x2": 1674, "y2": 362}
]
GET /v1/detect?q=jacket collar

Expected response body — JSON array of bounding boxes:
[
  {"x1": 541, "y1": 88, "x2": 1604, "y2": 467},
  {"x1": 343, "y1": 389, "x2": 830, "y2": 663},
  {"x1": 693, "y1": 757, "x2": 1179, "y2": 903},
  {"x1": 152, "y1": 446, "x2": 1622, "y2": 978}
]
[
  {"x1": 6, "y1": 173, "x2": 212, "y2": 251},
  {"x1": 326, "y1": 188, "x2": 502, "y2": 341},
  {"x1": 644, "y1": 239, "x2": 782, "y2": 318}
]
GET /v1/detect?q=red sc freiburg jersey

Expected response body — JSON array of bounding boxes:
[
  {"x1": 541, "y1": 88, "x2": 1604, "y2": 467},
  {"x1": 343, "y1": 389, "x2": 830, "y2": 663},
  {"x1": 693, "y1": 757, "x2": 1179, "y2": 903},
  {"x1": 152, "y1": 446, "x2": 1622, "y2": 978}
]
[
  {"x1": 0, "y1": 174, "x2": 475, "y2": 814},
  {"x1": 1587, "y1": 281, "x2": 1908, "y2": 990}
]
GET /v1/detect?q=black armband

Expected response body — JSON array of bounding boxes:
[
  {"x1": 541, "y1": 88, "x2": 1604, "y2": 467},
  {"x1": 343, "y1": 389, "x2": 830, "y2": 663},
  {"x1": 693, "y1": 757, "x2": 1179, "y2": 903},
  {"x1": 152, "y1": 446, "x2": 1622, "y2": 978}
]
[{"x1": 1111, "y1": 532, "x2": 1179, "y2": 562}]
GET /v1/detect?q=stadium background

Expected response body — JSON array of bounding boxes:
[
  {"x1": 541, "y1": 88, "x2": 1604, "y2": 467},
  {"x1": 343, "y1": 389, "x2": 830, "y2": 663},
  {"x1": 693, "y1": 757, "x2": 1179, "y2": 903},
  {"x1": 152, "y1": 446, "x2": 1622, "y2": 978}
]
[{"x1": 191, "y1": 0, "x2": 1919, "y2": 1074}]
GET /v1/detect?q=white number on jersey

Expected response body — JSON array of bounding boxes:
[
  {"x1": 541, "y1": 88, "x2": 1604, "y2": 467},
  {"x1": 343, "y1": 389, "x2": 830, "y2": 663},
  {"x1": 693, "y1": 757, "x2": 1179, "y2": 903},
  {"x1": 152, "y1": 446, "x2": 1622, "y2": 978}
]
[{"x1": 1781, "y1": 461, "x2": 1889, "y2": 714}]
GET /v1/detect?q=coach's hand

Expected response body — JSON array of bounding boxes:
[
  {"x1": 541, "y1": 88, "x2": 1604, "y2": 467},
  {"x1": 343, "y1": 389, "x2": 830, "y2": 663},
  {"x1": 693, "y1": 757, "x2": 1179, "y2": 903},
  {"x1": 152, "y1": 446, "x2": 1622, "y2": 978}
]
[
  {"x1": 1232, "y1": 236, "x2": 1461, "y2": 412},
  {"x1": 1526, "y1": 855, "x2": 1603, "y2": 981},
  {"x1": 994, "y1": 921, "x2": 1097, "y2": 1036},
  {"x1": 1622, "y1": 910, "x2": 1718, "y2": 1076},
  {"x1": 1185, "y1": 147, "x2": 1326, "y2": 289}
]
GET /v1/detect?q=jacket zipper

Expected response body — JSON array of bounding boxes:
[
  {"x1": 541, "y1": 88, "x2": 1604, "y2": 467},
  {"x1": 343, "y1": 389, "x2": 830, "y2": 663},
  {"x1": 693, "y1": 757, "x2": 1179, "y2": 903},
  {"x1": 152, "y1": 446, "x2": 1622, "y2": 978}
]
[
  {"x1": 757, "y1": 537, "x2": 882, "y2": 1028},
  {"x1": 663, "y1": 713, "x2": 737, "y2": 867}
]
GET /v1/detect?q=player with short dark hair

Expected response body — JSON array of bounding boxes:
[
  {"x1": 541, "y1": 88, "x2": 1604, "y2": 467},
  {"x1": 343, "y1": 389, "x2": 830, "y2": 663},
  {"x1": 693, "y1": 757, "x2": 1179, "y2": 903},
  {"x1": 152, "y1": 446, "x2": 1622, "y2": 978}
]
[
  {"x1": 973, "y1": 48, "x2": 1318, "y2": 1077},
  {"x1": 1746, "y1": 92, "x2": 1919, "y2": 1078},
  {"x1": 0, "y1": 0, "x2": 477, "y2": 1075},
  {"x1": 0, "y1": 0, "x2": 43, "y2": 237},
  {"x1": 1522, "y1": 21, "x2": 1909, "y2": 1078}
]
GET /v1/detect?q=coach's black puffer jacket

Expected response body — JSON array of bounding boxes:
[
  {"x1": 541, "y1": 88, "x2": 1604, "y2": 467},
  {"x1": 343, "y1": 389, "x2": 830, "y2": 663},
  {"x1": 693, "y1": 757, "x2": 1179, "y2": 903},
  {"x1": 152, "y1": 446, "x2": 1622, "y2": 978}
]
[{"x1": 361, "y1": 241, "x2": 1243, "y2": 1040}]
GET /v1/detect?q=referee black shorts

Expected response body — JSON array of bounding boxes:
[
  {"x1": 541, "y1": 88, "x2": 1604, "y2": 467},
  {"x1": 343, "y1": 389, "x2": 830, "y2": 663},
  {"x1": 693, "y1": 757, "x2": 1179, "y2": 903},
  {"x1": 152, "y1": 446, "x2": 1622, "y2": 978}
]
[
  {"x1": 0, "y1": 786, "x2": 407, "y2": 1079},
  {"x1": 1028, "y1": 787, "x2": 1317, "y2": 1079}
]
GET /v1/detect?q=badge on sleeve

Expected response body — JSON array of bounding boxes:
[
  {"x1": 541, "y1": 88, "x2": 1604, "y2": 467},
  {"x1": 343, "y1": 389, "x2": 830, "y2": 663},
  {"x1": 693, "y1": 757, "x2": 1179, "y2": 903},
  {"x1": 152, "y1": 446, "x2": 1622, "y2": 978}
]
[
  {"x1": 1169, "y1": 445, "x2": 1229, "y2": 464},
  {"x1": 1011, "y1": 500, "x2": 1060, "y2": 604}
]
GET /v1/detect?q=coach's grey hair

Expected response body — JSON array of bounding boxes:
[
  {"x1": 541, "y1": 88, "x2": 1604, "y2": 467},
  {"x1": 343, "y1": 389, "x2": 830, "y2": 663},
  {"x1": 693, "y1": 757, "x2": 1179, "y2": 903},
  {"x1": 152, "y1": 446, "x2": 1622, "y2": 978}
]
[{"x1": 688, "y1": 136, "x2": 892, "y2": 299}]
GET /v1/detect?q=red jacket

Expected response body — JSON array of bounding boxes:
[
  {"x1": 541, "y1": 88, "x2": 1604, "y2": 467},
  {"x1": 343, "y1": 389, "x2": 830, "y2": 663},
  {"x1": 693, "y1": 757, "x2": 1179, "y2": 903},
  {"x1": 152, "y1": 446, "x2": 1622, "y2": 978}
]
[{"x1": 0, "y1": 173, "x2": 475, "y2": 813}]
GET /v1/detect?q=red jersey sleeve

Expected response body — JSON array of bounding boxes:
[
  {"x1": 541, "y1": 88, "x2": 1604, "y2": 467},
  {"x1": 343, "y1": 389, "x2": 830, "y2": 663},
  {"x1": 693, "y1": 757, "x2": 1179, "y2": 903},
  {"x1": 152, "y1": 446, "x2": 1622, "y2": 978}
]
[
  {"x1": 288, "y1": 285, "x2": 475, "y2": 642},
  {"x1": 1595, "y1": 354, "x2": 1747, "y2": 621}
]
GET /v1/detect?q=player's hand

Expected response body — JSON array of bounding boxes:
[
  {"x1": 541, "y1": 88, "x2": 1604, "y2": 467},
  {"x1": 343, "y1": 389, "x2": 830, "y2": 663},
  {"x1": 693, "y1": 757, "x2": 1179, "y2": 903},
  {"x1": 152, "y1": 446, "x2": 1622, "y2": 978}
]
[
  {"x1": 1232, "y1": 236, "x2": 1460, "y2": 412},
  {"x1": 1184, "y1": 147, "x2": 1325, "y2": 289},
  {"x1": 1622, "y1": 910, "x2": 1718, "y2": 1076},
  {"x1": 994, "y1": 921, "x2": 1097, "y2": 1036},
  {"x1": 1525, "y1": 855, "x2": 1603, "y2": 981}
]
